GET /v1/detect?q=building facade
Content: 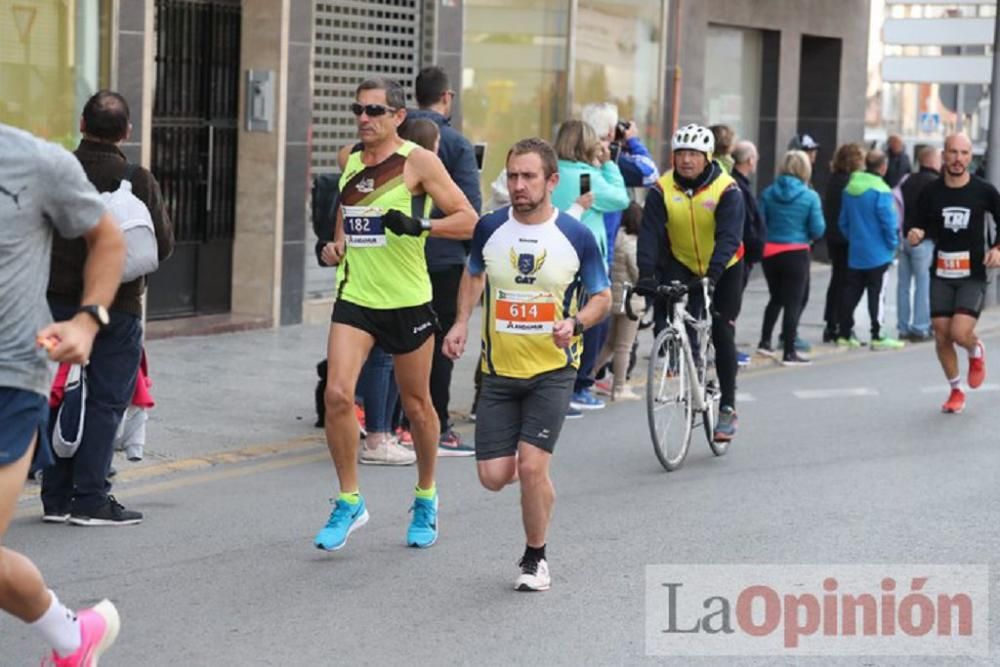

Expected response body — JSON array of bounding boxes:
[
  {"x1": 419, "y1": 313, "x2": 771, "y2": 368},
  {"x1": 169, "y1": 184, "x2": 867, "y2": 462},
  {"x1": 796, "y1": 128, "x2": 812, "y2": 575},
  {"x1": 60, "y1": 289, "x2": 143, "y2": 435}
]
[{"x1": 1, "y1": 0, "x2": 869, "y2": 329}]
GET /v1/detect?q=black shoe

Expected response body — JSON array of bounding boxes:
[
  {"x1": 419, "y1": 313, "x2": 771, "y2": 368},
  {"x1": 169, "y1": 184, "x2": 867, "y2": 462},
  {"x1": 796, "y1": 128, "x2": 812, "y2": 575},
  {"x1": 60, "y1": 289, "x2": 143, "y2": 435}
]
[
  {"x1": 822, "y1": 327, "x2": 837, "y2": 343},
  {"x1": 69, "y1": 496, "x2": 143, "y2": 526},
  {"x1": 42, "y1": 505, "x2": 70, "y2": 524},
  {"x1": 756, "y1": 340, "x2": 775, "y2": 357},
  {"x1": 781, "y1": 351, "x2": 812, "y2": 366}
]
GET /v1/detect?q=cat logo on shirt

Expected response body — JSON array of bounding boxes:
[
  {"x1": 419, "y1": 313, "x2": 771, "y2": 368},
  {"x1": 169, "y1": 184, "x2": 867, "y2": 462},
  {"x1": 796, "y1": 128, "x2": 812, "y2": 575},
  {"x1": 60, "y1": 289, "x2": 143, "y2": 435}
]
[
  {"x1": 942, "y1": 206, "x2": 971, "y2": 232},
  {"x1": 510, "y1": 247, "x2": 547, "y2": 285}
]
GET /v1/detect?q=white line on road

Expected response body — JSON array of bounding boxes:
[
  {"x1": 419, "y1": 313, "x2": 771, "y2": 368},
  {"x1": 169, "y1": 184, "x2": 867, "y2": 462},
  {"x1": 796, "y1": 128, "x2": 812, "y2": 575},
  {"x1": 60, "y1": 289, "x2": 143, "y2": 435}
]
[
  {"x1": 736, "y1": 392, "x2": 756, "y2": 402},
  {"x1": 792, "y1": 388, "x2": 879, "y2": 399}
]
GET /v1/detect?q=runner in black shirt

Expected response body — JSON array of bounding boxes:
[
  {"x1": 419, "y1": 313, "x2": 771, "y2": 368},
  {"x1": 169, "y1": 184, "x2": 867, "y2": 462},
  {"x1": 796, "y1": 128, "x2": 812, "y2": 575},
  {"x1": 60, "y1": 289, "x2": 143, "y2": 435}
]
[{"x1": 908, "y1": 133, "x2": 1000, "y2": 414}]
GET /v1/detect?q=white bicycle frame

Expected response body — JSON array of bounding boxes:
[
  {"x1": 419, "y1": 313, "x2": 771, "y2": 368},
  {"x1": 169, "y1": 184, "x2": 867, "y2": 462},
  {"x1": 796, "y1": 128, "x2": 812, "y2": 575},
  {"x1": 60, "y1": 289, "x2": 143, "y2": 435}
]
[{"x1": 664, "y1": 278, "x2": 714, "y2": 413}]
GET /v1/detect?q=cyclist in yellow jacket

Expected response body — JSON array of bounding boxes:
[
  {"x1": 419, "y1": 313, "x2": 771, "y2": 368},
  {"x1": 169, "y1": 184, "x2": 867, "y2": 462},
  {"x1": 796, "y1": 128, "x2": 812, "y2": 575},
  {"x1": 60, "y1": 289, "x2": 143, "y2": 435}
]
[{"x1": 635, "y1": 124, "x2": 745, "y2": 442}]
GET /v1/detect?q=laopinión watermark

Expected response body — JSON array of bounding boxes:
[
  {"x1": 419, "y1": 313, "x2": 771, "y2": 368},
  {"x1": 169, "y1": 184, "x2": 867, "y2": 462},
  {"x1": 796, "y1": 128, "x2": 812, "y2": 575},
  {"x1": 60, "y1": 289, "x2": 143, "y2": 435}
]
[{"x1": 645, "y1": 565, "x2": 989, "y2": 656}]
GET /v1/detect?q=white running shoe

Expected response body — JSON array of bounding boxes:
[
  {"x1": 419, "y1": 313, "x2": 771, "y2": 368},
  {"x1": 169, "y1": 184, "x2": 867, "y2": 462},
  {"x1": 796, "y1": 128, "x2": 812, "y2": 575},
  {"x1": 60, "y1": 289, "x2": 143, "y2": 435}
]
[
  {"x1": 515, "y1": 558, "x2": 551, "y2": 592},
  {"x1": 359, "y1": 438, "x2": 416, "y2": 466}
]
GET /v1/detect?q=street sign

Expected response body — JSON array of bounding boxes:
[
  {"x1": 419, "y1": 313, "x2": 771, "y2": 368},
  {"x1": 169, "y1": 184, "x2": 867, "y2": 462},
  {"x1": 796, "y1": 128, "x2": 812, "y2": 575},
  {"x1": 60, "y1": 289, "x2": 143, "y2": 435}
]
[
  {"x1": 883, "y1": 17, "x2": 994, "y2": 45},
  {"x1": 882, "y1": 55, "x2": 992, "y2": 83},
  {"x1": 918, "y1": 112, "x2": 941, "y2": 134}
]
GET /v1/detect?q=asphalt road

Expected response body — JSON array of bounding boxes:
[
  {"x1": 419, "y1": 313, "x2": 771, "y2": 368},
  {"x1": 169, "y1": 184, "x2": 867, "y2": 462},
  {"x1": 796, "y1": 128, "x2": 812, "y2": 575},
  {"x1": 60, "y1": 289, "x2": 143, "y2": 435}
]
[{"x1": 5, "y1": 332, "x2": 1000, "y2": 666}]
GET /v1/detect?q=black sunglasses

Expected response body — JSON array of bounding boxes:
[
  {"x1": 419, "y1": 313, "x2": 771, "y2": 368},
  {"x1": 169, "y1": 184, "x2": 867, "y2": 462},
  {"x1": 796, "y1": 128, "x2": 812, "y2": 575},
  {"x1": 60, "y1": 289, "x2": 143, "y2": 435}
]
[{"x1": 350, "y1": 103, "x2": 398, "y2": 117}]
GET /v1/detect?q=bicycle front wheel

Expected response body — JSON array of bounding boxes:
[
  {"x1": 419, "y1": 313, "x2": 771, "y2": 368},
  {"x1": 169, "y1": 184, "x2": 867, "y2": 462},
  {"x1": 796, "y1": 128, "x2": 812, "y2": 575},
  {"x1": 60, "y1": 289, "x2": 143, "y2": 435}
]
[{"x1": 647, "y1": 328, "x2": 692, "y2": 471}]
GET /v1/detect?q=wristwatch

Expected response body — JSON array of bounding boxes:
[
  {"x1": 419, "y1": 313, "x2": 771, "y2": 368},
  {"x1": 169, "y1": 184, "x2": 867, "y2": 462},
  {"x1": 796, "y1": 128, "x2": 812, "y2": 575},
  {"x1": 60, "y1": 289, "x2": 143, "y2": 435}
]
[
  {"x1": 572, "y1": 315, "x2": 585, "y2": 336},
  {"x1": 78, "y1": 304, "x2": 110, "y2": 330}
]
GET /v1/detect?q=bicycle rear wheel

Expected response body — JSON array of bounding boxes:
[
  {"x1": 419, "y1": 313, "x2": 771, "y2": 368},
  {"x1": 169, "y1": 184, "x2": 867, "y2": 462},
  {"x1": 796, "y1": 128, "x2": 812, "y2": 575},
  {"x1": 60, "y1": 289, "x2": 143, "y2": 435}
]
[{"x1": 647, "y1": 328, "x2": 692, "y2": 471}]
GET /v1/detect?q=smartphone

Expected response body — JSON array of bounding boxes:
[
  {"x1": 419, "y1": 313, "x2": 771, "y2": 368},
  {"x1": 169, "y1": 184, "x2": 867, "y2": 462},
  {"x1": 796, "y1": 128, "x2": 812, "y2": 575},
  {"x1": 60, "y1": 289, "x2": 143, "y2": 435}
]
[
  {"x1": 579, "y1": 173, "x2": 591, "y2": 195},
  {"x1": 473, "y1": 143, "x2": 487, "y2": 172}
]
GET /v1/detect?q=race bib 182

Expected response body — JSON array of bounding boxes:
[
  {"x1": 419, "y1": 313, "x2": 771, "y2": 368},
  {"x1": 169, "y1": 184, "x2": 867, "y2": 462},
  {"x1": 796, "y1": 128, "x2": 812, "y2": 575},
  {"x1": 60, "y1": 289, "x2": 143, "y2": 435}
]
[{"x1": 342, "y1": 205, "x2": 386, "y2": 247}]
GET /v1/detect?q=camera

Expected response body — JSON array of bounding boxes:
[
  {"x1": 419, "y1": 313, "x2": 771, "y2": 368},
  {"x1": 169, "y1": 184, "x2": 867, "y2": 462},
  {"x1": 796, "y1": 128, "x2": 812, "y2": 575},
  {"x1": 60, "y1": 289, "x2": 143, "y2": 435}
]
[{"x1": 614, "y1": 119, "x2": 632, "y2": 142}]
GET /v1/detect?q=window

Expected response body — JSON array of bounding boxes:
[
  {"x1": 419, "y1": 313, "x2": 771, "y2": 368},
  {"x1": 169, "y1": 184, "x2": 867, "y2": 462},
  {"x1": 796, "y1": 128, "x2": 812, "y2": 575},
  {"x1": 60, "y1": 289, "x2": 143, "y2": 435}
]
[
  {"x1": 573, "y1": 0, "x2": 665, "y2": 149},
  {"x1": 0, "y1": 0, "x2": 112, "y2": 148},
  {"x1": 704, "y1": 24, "x2": 763, "y2": 143},
  {"x1": 462, "y1": 0, "x2": 571, "y2": 196}
]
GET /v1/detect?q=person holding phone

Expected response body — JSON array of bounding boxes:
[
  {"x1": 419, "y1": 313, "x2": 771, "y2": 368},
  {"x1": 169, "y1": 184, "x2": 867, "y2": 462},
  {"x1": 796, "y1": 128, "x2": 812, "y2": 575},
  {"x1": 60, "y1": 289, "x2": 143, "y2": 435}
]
[{"x1": 550, "y1": 120, "x2": 629, "y2": 412}]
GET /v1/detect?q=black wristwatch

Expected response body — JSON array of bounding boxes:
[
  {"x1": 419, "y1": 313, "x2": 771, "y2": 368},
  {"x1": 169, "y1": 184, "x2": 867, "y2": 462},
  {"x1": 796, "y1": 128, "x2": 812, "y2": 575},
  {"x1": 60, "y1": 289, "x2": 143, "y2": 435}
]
[
  {"x1": 572, "y1": 315, "x2": 585, "y2": 336},
  {"x1": 78, "y1": 304, "x2": 110, "y2": 330}
]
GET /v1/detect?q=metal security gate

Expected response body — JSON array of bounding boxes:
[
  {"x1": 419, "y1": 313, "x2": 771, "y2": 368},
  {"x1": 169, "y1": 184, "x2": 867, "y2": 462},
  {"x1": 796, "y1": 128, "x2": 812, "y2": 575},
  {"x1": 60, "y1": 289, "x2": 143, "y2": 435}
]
[{"x1": 147, "y1": 0, "x2": 240, "y2": 319}]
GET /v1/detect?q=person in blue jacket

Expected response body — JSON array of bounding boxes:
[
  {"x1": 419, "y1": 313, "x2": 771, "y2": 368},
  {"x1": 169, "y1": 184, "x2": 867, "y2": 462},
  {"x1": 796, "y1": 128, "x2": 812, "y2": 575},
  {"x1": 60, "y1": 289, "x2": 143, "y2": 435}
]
[
  {"x1": 756, "y1": 150, "x2": 825, "y2": 365},
  {"x1": 837, "y1": 150, "x2": 905, "y2": 350},
  {"x1": 551, "y1": 120, "x2": 629, "y2": 412}
]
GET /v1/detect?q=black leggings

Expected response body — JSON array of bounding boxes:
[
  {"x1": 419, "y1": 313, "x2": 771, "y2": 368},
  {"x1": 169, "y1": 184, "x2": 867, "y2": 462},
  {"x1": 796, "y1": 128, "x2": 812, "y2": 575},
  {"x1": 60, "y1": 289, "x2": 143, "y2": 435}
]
[
  {"x1": 823, "y1": 241, "x2": 849, "y2": 332},
  {"x1": 760, "y1": 249, "x2": 810, "y2": 355},
  {"x1": 664, "y1": 260, "x2": 743, "y2": 409},
  {"x1": 839, "y1": 263, "x2": 890, "y2": 340}
]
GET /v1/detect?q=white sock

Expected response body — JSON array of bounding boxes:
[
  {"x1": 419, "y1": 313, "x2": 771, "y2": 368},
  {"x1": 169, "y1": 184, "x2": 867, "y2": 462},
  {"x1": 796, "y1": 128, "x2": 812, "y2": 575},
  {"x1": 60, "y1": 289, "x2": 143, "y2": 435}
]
[
  {"x1": 948, "y1": 376, "x2": 961, "y2": 390},
  {"x1": 30, "y1": 590, "x2": 81, "y2": 656},
  {"x1": 970, "y1": 341, "x2": 983, "y2": 359}
]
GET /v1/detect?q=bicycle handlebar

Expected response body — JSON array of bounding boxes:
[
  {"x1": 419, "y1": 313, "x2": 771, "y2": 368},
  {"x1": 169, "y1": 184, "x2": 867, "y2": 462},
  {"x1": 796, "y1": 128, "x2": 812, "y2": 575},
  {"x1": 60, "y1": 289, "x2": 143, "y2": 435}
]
[{"x1": 624, "y1": 278, "x2": 712, "y2": 322}]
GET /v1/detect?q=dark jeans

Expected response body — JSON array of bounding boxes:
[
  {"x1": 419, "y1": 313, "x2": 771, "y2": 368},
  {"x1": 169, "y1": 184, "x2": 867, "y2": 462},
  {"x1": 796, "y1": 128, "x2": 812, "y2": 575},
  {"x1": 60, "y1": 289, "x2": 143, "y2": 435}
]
[
  {"x1": 429, "y1": 266, "x2": 463, "y2": 432},
  {"x1": 664, "y1": 260, "x2": 744, "y2": 409},
  {"x1": 357, "y1": 345, "x2": 397, "y2": 433},
  {"x1": 840, "y1": 263, "x2": 891, "y2": 340},
  {"x1": 824, "y1": 241, "x2": 850, "y2": 333},
  {"x1": 42, "y1": 305, "x2": 142, "y2": 512},
  {"x1": 760, "y1": 249, "x2": 810, "y2": 356},
  {"x1": 575, "y1": 316, "x2": 610, "y2": 394}
]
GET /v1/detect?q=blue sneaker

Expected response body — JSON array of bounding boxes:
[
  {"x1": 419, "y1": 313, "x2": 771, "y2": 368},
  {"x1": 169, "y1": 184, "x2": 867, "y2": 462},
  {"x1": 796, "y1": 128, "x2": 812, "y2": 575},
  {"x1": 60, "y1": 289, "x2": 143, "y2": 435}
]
[
  {"x1": 737, "y1": 351, "x2": 751, "y2": 367},
  {"x1": 570, "y1": 389, "x2": 605, "y2": 411},
  {"x1": 713, "y1": 406, "x2": 738, "y2": 442},
  {"x1": 407, "y1": 494, "x2": 439, "y2": 548},
  {"x1": 314, "y1": 497, "x2": 369, "y2": 551}
]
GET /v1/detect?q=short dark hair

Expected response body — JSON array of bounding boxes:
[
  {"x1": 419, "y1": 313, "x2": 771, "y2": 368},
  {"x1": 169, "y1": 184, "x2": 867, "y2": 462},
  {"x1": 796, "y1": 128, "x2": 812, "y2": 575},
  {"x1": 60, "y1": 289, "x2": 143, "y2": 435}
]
[
  {"x1": 415, "y1": 66, "x2": 449, "y2": 108},
  {"x1": 506, "y1": 137, "x2": 558, "y2": 179},
  {"x1": 81, "y1": 90, "x2": 130, "y2": 142},
  {"x1": 399, "y1": 118, "x2": 440, "y2": 151},
  {"x1": 356, "y1": 77, "x2": 406, "y2": 111},
  {"x1": 709, "y1": 124, "x2": 735, "y2": 155},
  {"x1": 866, "y1": 149, "x2": 888, "y2": 173},
  {"x1": 620, "y1": 201, "x2": 642, "y2": 236}
]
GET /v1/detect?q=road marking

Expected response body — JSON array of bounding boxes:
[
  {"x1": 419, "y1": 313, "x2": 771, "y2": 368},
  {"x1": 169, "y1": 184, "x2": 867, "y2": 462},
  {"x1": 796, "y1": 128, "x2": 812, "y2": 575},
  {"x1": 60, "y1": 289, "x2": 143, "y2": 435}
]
[
  {"x1": 19, "y1": 435, "x2": 326, "y2": 501},
  {"x1": 920, "y1": 383, "x2": 1000, "y2": 393},
  {"x1": 792, "y1": 388, "x2": 879, "y2": 399},
  {"x1": 736, "y1": 392, "x2": 756, "y2": 402},
  {"x1": 15, "y1": 450, "x2": 330, "y2": 520}
]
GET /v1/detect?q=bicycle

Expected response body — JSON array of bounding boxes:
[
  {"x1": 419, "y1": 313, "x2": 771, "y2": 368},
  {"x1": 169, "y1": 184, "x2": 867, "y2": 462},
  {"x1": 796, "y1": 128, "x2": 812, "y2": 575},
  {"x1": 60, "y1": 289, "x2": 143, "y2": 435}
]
[{"x1": 625, "y1": 278, "x2": 729, "y2": 471}]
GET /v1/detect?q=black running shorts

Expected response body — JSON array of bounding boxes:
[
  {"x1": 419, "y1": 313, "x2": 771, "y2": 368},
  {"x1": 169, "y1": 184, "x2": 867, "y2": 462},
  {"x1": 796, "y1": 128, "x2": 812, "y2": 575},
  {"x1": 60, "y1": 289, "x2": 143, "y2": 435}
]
[
  {"x1": 331, "y1": 299, "x2": 439, "y2": 354},
  {"x1": 474, "y1": 366, "x2": 576, "y2": 461},
  {"x1": 930, "y1": 278, "x2": 987, "y2": 319}
]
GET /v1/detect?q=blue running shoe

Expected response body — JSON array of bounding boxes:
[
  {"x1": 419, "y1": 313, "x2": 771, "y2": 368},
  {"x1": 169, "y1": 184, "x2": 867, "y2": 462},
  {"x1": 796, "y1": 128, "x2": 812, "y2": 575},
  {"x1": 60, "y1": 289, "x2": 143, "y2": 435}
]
[
  {"x1": 570, "y1": 389, "x2": 605, "y2": 410},
  {"x1": 314, "y1": 497, "x2": 369, "y2": 551},
  {"x1": 407, "y1": 494, "x2": 439, "y2": 548},
  {"x1": 736, "y1": 351, "x2": 751, "y2": 367},
  {"x1": 713, "y1": 406, "x2": 738, "y2": 442}
]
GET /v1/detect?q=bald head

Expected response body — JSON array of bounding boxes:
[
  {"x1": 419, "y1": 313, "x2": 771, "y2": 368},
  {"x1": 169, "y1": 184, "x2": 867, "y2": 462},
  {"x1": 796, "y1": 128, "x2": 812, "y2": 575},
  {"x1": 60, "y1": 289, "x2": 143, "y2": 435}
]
[{"x1": 943, "y1": 132, "x2": 973, "y2": 182}]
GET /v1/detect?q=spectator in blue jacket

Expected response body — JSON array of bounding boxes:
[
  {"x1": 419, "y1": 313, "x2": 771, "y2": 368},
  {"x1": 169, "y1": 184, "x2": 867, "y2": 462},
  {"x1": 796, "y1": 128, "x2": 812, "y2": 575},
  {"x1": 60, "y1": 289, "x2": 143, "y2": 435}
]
[
  {"x1": 582, "y1": 103, "x2": 659, "y2": 262},
  {"x1": 406, "y1": 66, "x2": 482, "y2": 454},
  {"x1": 756, "y1": 150, "x2": 825, "y2": 365},
  {"x1": 837, "y1": 149, "x2": 904, "y2": 350}
]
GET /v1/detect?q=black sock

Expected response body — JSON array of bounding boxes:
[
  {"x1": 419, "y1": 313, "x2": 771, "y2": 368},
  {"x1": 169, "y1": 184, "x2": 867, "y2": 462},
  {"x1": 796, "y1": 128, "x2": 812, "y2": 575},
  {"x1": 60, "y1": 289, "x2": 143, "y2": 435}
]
[{"x1": 524, "y1": 544, "x2": 546, "y2": 562}]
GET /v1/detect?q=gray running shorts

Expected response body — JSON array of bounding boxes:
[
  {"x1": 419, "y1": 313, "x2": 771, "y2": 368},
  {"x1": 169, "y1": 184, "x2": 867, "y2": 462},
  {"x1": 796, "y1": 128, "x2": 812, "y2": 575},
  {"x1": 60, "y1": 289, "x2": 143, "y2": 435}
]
[
  {"x1": 930, "y1": 278, "x2": 987, "y2": 319},
  {"x1": 474, "y1": 366, "x2": 576, "y2": 461}
]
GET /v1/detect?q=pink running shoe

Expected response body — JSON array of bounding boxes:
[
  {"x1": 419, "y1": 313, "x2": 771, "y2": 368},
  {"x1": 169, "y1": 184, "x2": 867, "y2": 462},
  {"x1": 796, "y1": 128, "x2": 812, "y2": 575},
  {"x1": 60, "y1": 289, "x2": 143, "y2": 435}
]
[{"x1": 45, "y1": 600, "x2": 120, "y2": 667}]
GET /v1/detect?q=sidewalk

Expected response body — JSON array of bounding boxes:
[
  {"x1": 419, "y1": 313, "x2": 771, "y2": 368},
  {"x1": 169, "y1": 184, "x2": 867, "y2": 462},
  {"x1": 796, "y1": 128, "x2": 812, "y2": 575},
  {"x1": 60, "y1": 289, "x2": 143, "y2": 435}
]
[{"x1": 79, "y1": 261, "x2": 1000, "y2": 477}]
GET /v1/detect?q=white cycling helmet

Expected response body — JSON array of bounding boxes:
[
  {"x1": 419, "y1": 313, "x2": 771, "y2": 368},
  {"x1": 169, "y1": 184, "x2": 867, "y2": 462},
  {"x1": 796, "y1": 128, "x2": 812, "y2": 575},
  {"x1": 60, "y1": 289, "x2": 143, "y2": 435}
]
[{"x1": 671, "y1": 124, "x2": 714, "y2": 155}]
